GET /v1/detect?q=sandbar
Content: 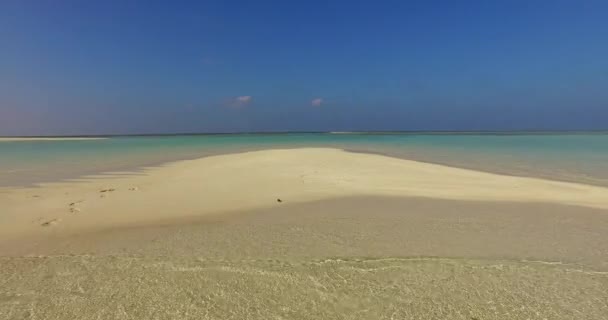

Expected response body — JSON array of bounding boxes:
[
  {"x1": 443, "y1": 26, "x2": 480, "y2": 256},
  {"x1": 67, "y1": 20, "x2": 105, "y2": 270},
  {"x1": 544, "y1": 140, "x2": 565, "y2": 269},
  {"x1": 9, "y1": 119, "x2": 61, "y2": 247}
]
[
  {"x1": 2, "y1": 148, "x2": 608, "y2": 240},
  {"x1": 0, "y1": 137, "x2": 107, "y2": 142},
  {"x1": 2, "y1": 148, "x2": 608, "y2": 319}
]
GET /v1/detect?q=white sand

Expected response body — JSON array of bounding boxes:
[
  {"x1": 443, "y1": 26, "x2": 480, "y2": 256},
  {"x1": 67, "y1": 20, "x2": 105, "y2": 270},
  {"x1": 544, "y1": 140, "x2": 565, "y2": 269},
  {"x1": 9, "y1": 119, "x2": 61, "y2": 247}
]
[
  {"x1": 0, "y1": 137, "x2": 106, "y2": 142},
  {"x1": 2, "y1": 148, "x2": 608, "y2": 239},
  {"x1": 2, "y1": 148, "x2": 608, "y2": 319}
]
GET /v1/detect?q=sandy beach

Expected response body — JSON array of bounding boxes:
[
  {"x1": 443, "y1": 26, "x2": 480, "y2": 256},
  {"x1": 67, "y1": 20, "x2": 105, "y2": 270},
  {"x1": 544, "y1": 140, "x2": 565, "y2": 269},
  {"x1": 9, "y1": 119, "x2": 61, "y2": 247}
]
[
  {"x1": 2, "y1": 148, "x2": 608, "y2": 319},
  {"x1": 0, "y1": 137, "x2": 108, "y2": 142},
  {"x1": 4, "y1": 1, "x2": 607, "y2": 317},
  {"x1": 0, "y1": 138, "x2": 108, "y2": 143},
  {"x1": 3, "y1": 148, "x2": 608, "y2": 239}
]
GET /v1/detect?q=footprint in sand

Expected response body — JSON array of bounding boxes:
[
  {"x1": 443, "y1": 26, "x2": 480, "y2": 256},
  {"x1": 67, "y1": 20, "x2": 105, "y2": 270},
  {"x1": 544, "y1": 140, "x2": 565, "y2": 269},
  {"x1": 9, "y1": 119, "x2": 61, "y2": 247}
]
[
  {"x1": 41, "y1": 219, "x2": 61, "y2": 227},
  {"x1": 100, "y1": 188, "x2": 116, "y2": 198},
  {"x1": 69, "y1": 200, "x2": 84, "y2": 213}
]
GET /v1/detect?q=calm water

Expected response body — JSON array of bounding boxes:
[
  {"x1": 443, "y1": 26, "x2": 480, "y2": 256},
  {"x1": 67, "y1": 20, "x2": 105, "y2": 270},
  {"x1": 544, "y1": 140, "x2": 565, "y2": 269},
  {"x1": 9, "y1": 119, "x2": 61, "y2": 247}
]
[{"x1": 1, "y1": 133, "x2": 608, "y2": 187}]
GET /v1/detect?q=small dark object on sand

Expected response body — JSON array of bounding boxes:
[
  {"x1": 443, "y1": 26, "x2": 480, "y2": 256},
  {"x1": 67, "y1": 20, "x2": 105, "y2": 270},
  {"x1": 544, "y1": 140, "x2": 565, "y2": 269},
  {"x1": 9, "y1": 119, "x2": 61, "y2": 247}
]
[
  {"x1": 41, "y1": 219, "x2": 60, "y2": 227},
  {"x1": 277, "y1": 198, "x2": 283, "y2": 203}
]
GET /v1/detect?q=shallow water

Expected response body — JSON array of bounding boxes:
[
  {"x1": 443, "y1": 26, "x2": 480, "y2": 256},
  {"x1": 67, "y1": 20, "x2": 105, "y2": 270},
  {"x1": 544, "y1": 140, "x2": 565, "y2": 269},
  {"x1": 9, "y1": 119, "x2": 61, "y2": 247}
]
[
  {"x1": 2, "y1": 256, "x2": 606, "y2": 320},
  {"x1": 2, "y1": 196, "x2": 608, "y2": 319},
  {"x1": 1, "y1": 133, "x2": 608, "y2": 187}
]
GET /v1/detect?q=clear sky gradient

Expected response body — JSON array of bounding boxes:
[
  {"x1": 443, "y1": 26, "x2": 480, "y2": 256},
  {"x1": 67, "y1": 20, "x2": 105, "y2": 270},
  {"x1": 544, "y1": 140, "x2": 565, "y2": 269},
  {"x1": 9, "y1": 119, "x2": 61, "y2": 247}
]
[{"x1": 1, "y1": 1, "x2": 607, "y2": 135}]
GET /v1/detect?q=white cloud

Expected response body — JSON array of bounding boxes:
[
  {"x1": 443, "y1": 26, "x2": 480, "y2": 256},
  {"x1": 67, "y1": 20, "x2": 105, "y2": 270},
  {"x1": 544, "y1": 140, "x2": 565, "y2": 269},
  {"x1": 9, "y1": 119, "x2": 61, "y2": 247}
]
[
  {"x1": 227, "y1": 96, "x2": 252, "y2": 108},
  {"x1": 311, "y1": 98, "x2": 323, "y2": 107},
  {"x1": 236, "y1": 96, "x2": 252, "y2": 104}
]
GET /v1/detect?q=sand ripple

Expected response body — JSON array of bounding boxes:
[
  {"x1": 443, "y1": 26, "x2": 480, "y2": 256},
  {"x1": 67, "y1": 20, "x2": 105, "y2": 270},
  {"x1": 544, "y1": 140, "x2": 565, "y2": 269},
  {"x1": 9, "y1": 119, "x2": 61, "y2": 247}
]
[{"x1": 1, "y1": 256, "x2": 606, "y2": 320}]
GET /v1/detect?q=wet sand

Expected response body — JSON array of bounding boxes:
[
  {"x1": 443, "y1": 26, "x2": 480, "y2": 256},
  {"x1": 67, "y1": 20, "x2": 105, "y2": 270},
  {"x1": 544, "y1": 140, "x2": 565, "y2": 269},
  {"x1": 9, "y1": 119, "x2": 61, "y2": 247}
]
[
  {"x1": 2, "y1": 197, "x2": 608, "y2": 319},
  {"x1": 3, "y1": 148, "x2": 608, "y2": 241},
  {"x1": 2, "y1": 149, "x2": 608, "y2": 319},
  {"x1": 5, "y1": 196, "x2": 608, "y2": 268},
  {"x1": 0, "y1": 137, "x2": 107, "y2": 142}
]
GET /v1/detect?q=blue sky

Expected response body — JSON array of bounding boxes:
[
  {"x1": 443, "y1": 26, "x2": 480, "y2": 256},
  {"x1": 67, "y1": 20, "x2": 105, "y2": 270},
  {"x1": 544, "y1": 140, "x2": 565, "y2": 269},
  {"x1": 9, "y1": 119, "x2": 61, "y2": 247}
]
[{"x1": 1, "y1": 1, "x2": 607, "y2": 135}]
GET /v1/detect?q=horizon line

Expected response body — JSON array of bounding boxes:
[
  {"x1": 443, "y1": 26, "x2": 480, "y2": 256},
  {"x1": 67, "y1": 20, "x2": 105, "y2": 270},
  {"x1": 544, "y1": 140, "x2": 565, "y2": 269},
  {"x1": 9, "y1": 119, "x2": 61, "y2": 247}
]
[{"x1": 2, "y1": 129, "x2": 608, "y2": 138}]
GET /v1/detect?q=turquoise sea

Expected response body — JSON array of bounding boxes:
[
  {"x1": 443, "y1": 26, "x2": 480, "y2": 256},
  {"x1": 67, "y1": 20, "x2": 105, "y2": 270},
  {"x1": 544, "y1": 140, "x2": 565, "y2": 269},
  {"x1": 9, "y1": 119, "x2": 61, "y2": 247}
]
[{"x1": 1, "y1": 133, "x2": 608, "y2": 187}]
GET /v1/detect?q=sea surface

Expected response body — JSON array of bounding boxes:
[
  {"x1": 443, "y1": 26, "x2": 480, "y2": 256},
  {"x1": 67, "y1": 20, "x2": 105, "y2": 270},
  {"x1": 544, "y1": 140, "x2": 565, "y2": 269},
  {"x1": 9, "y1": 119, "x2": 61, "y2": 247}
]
[{"x1": 1, "y1": 132, "x2": 608, "y2": 187}]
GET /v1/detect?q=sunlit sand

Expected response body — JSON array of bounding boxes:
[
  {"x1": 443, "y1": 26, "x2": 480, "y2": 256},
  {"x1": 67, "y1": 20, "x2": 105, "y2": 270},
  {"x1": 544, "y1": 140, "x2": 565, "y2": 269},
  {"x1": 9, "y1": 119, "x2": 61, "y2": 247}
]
[
  {"x1": 3, "y1": 148, "x2": 608, "y2": 238},
  {"x1": 1, "y1": 148, "x2": 608, "y2": 319}
]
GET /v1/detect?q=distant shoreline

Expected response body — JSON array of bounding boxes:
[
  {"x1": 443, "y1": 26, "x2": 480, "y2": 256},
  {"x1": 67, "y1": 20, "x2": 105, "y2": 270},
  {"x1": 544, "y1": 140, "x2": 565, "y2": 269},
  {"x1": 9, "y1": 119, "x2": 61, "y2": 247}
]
[
  {"x1": 0, "y1": 137, "x2": 108, "y2": 142},
  {"x1": 1, "y1": 130, "x2": 607, "y2": 139}
]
